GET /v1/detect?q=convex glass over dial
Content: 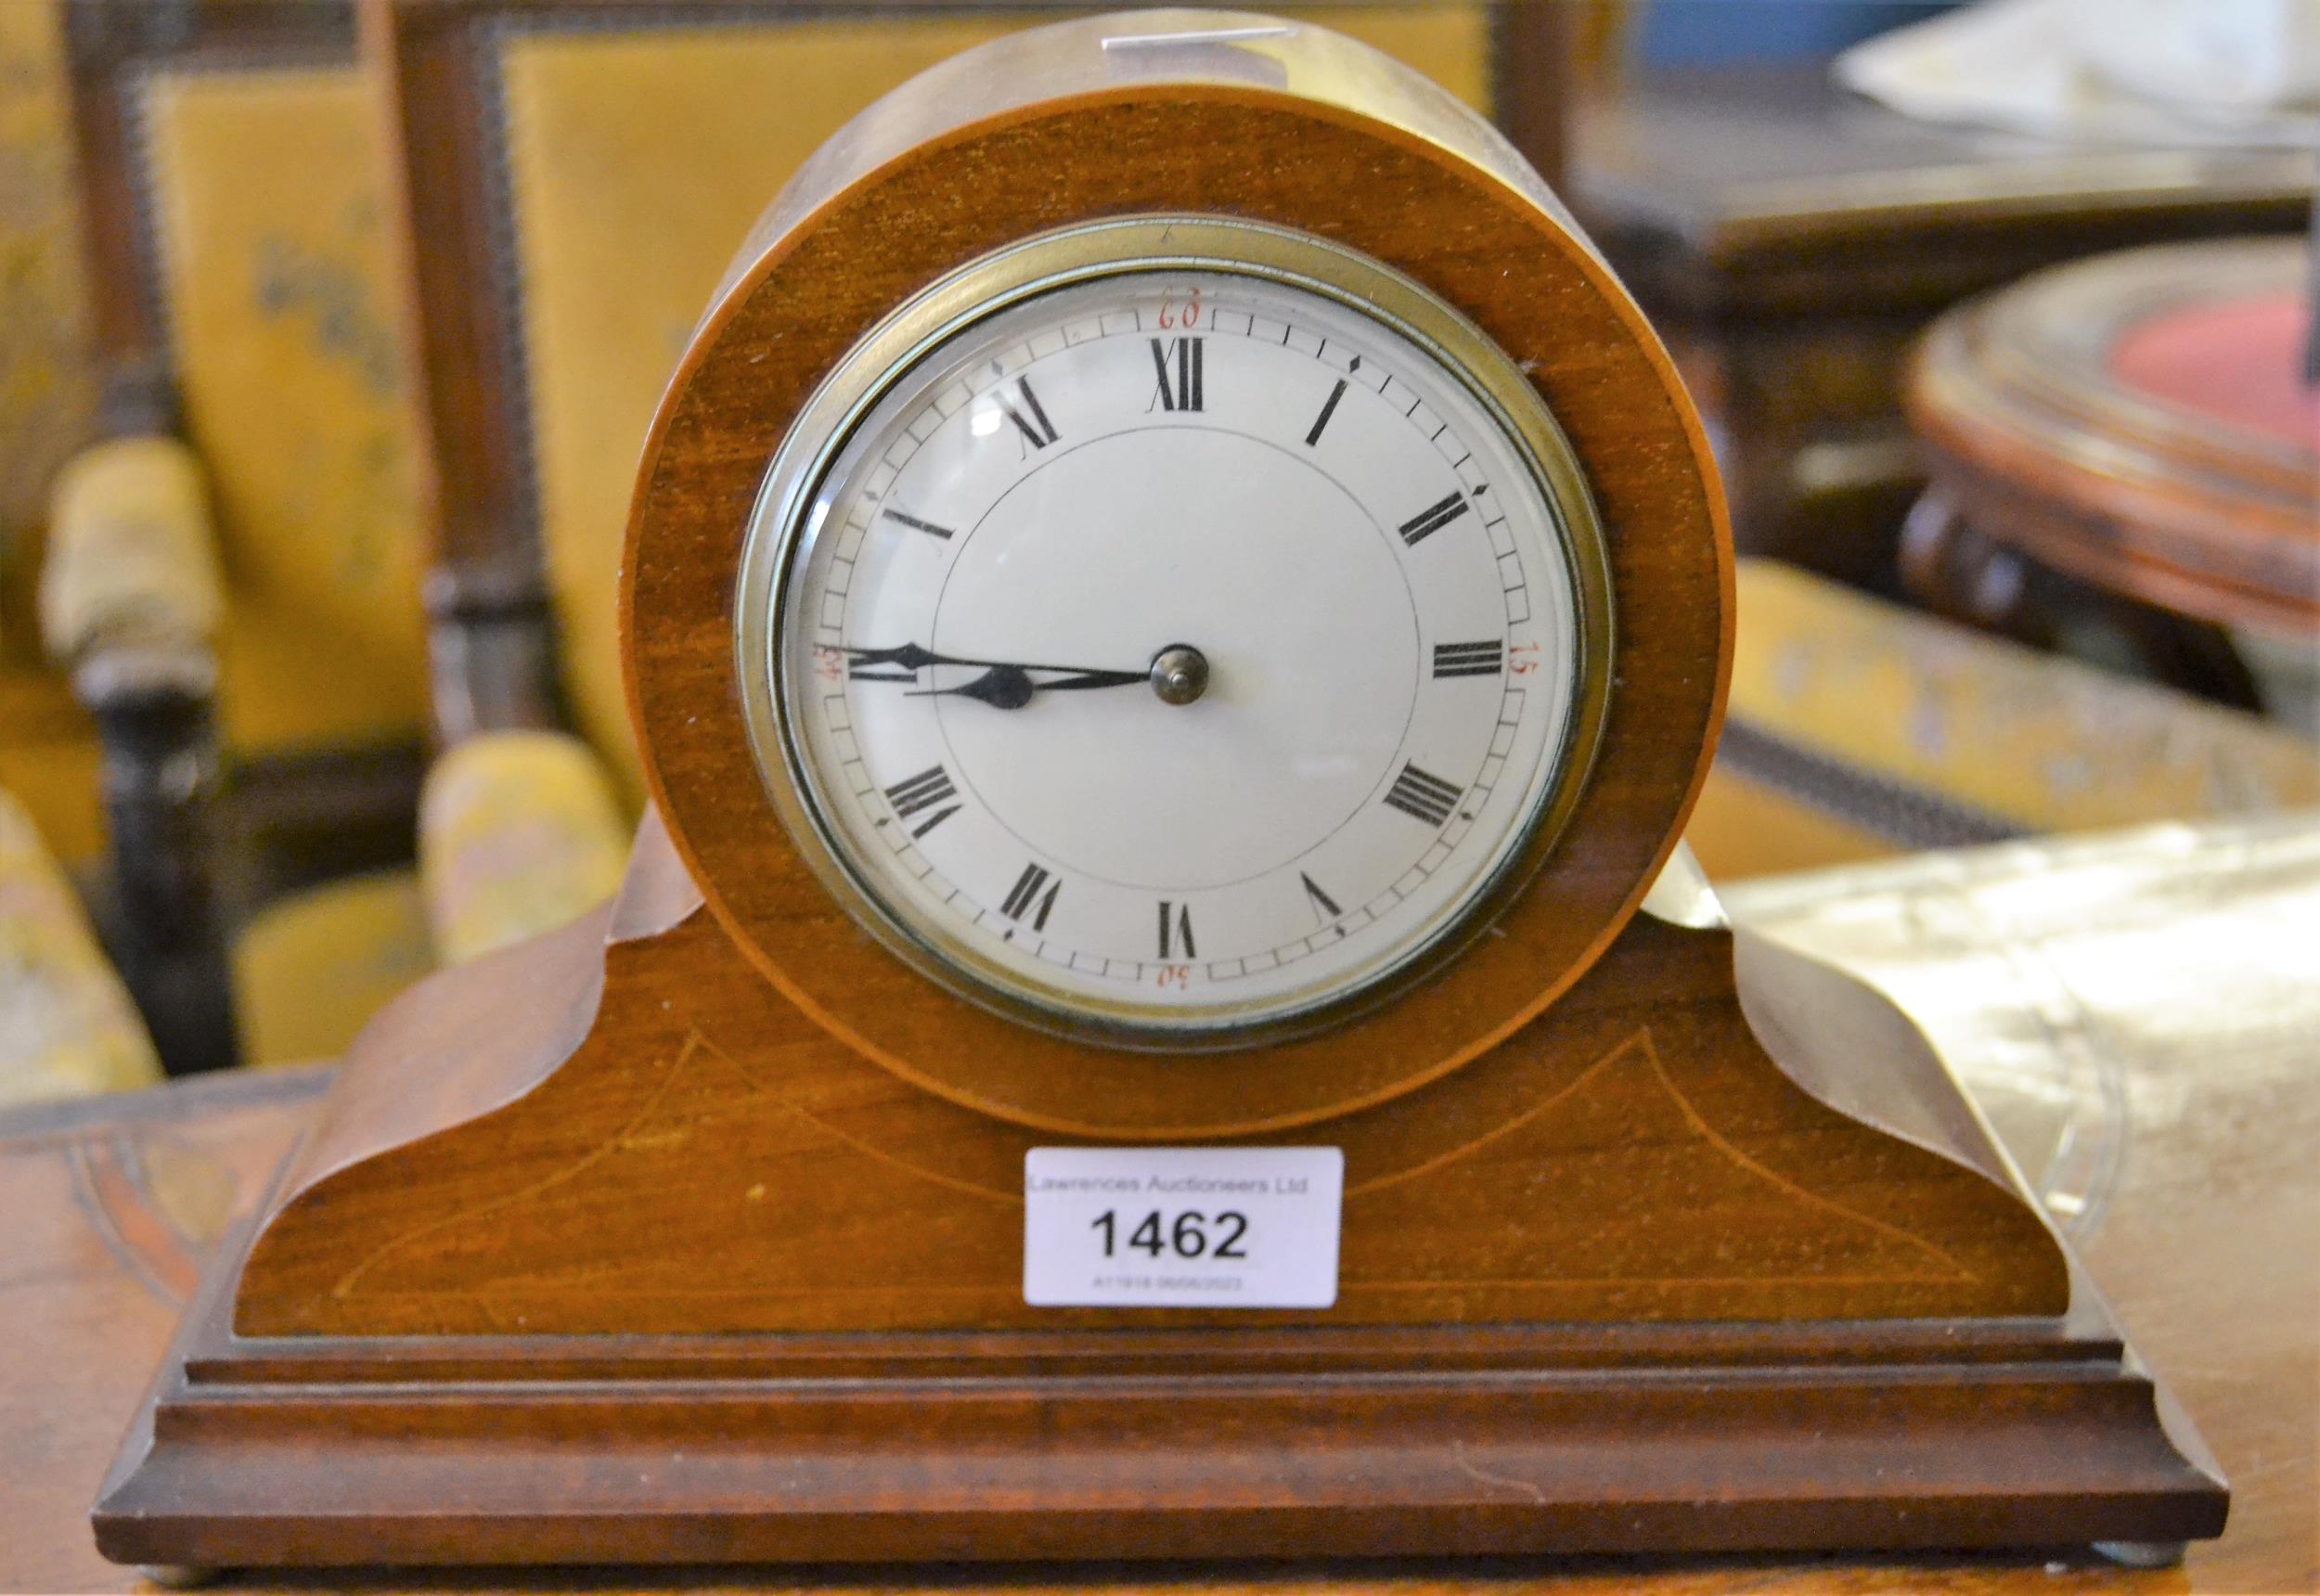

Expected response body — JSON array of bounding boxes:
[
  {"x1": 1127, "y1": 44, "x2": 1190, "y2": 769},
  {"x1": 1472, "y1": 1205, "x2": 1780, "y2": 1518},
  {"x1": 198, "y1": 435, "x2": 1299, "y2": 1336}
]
[{"x1": 738, "y1": 220, "x2": 1610, "y2": 1044}]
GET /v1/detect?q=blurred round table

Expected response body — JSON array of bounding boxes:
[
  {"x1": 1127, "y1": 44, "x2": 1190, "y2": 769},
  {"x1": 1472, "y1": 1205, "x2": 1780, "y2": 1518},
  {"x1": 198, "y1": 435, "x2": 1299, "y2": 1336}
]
[{"x1": 1904, "y1": 238, "x2": 2317, "y2": 717}]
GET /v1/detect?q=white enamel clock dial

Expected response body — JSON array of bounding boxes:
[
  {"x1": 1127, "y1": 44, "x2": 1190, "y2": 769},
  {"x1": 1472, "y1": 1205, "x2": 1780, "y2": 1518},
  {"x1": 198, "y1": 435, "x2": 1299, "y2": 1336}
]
[{"x1": 741, "y1": 226, "x2": 1606, "y2": 1042}]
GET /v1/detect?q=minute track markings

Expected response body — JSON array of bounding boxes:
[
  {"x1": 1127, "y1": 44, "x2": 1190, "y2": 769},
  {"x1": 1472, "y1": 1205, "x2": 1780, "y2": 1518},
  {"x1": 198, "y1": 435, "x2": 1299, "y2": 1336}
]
[
  {"x1": 807, "y1": 288, "x2": 1556, "y2": 997},
  {"x1": 1304, "y1": 352, "x2": 1360, "y2": 448}
]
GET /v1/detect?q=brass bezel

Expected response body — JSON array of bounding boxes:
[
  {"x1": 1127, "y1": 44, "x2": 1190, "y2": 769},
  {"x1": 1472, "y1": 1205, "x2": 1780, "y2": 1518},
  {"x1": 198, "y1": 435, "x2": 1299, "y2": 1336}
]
[{"x1": 733, "y1": 215, "x2": 1614, "y2": 1051}]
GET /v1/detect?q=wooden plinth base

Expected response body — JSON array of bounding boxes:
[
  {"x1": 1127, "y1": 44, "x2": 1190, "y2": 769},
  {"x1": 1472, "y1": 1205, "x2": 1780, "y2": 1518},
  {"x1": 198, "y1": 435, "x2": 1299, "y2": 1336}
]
[
  {"x1": 97, "y1": 1232, "x2": 2225, "y2": 1567},
  {"x1": 90, "y1": 837, "x2": 2228, "y2": 1567}
]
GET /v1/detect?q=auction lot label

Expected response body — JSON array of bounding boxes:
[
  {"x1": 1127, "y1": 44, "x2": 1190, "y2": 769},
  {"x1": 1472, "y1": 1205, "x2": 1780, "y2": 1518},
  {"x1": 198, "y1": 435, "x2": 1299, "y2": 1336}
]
[{"x1": 1023, "y1": 1146, "x2": 1344, "y2": 1308}]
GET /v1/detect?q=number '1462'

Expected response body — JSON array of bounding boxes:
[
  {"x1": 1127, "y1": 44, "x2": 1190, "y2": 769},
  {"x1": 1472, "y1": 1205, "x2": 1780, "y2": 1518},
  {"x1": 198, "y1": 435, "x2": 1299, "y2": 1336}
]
[{"x1": 1091, "y1": 1209, "x2": 1248, "y2": 1259}]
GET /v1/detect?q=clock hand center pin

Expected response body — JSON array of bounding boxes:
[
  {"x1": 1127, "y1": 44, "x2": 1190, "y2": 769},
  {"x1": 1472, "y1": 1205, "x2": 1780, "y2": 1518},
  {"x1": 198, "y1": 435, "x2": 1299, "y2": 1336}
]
[{"x1": 1148, "y1": 643, "x2": 1210, "y2": 705}]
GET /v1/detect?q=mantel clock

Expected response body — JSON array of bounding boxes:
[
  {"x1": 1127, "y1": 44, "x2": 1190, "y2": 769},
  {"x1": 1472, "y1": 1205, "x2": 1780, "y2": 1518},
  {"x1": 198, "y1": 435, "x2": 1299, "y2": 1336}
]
[{"x1": 96, "y1": 11, "x2": 2225, "y2": 1569}]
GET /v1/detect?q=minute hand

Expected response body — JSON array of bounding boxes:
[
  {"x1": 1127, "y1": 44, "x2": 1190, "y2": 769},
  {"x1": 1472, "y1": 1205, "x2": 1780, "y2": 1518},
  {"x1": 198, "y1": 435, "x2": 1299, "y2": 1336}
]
[{"x1": 842, "y1": 642, "x2": 1137, "y2": 676}]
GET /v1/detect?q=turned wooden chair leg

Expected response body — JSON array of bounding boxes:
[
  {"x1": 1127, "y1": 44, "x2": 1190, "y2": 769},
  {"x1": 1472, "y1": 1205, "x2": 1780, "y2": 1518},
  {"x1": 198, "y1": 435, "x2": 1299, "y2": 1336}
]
[
  {"x1": 83, "y1": 669, "x2": 238, "y2": 1075},
  {"x1": 42, "y1": 378, "x2": 240, "y2": 1075},
  {"x1": 1898, "y1": 487, "x2": 2048, "y2": 647}
]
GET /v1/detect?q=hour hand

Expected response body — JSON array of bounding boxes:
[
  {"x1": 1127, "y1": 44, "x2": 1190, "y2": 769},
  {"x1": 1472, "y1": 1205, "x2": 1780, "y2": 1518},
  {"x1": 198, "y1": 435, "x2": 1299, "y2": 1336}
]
[{"x1": 909, "y1": 663, "x2": 1149, "y2": 710}]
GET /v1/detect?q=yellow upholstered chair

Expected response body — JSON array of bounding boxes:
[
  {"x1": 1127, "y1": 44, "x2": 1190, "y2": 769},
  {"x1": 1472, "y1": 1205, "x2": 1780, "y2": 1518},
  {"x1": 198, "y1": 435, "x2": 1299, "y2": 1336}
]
[
  {"x1": 39, "y1": 3, "x2": 436, "y2": 1072},
  {"x1": 17, "y1": 0, "x2": 642, "y2": 1082},
  {"x1": 1691, "y1": 562, "x2": 2320, "y2": 881},
  {"x1": 63, "y1": 4, "x2": 432, "y2": 771},
  {"x1": 0, "y1": 785, "x2": 161, "y2": 1108},
  {"x1": 0, "y1": 0, "x2": 104, "y2": 871},
  {"x1": 417, "y1": 731, "x2": 627, "y2": 970},
  {"x1": 158, "y1": 7, "x2": 1511, "y2": 1017},
  {"x1": 0, "y1": 0, "x2": 161, "y2": 1108}
]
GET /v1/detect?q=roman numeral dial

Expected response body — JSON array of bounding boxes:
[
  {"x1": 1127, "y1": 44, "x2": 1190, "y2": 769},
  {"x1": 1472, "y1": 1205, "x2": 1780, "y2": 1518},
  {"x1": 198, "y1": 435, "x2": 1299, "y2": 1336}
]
[
  {"x1": 767, "y1": 260, "x2": 1583, "y2": 1034},
  {"x1": 1000, "y1": 864, "x2": 1060, "y2": 931},
  {"x1": 1149, "y1": 337, "x2": 1204, "y2": 412},
  {"x1": 1383, "y1": 763, "x2": 1464, "y2": 828},
  {"x1": 1300, "y1": 873, "x2": 1343, "y2": 922},
  {"x1": 992, "y1": 377, "x2": 1058, "y2": 451},
  {"x1": 1398, "y1": 491, "x2": 1471, "y2": 547},
  {"x1": 1433, "y1": 639, "x2": 1502, "y2": 678},
  {"x1": 882, "y1": 508, "x2": 954, "y2": 540},
  {"x1": 1157, "y1": 900, "x2": 1195, "y2": 959},
  {"x1": 1304, "y1": 354, "x2": 1358, "y2": 446},
  {"x1": 883, "y1": 766, "x2": 960, "y2": 837}
]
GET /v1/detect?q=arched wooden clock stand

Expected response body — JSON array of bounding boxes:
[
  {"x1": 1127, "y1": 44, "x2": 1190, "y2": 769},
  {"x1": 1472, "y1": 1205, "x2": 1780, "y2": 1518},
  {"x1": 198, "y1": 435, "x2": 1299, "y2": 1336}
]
[{"x1": 96, "y1": 11, "x2": 2223, "y2": 1569}]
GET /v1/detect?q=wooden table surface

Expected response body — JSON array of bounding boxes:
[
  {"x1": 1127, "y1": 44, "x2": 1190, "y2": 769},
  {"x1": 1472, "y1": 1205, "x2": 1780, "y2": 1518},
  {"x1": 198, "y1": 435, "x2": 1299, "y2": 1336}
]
[{"x1": 6, "y1": 817, "x2": 2316, "y2": 1594}]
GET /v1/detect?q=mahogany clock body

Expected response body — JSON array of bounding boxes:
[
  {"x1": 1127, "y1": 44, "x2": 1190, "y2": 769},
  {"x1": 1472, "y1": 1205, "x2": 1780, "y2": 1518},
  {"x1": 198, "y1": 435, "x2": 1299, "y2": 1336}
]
[{"x1": 95, "y1": 11, "x2": 2223, "y2": 1568}]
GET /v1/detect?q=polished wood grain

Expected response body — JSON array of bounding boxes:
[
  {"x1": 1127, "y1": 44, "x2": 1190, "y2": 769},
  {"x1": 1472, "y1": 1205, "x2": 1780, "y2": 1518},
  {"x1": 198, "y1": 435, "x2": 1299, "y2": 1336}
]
[
  {"x1": 12, "y1": 819, "x2": 2316, "y2": 1589},
  {"x1": 82, "y1": 14, "x2": 2216, "y2": 1568},
  {"x1": 228, "y1": 820, "x2": 2068, "y2": 1337}
]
